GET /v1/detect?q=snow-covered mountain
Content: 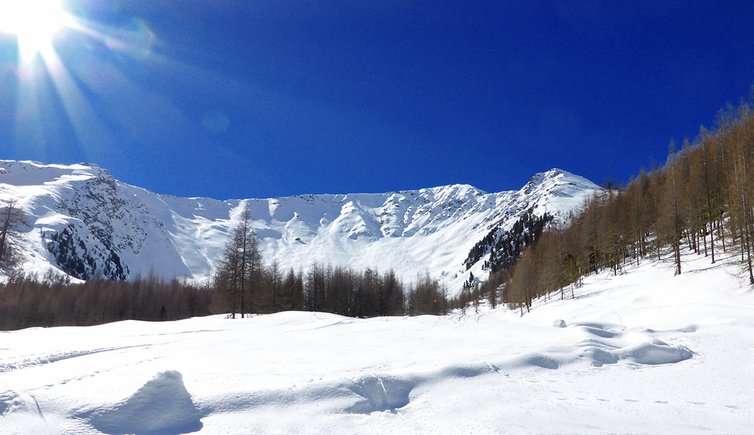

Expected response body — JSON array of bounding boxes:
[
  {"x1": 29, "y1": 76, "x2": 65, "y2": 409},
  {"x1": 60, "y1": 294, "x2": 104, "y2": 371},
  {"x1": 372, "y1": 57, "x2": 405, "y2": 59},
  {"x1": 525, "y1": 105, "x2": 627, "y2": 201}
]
[{"x1": 0, "y1": 160, "x2": 600, "y2": 294}]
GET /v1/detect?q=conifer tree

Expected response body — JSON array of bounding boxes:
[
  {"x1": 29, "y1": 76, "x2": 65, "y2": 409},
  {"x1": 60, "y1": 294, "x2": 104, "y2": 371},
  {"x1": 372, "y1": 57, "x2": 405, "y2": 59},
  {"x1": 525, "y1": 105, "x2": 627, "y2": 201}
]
[{"x1": 213, "y1": 204, "x2": 261, "y2": 318}]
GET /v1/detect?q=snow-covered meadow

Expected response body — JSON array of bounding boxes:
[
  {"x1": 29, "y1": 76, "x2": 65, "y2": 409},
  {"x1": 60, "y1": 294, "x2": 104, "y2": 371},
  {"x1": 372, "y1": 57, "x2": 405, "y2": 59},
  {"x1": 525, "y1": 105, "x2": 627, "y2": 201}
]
[{"x1": 2, "y1": 250, "x2": 754, "y2": 434}]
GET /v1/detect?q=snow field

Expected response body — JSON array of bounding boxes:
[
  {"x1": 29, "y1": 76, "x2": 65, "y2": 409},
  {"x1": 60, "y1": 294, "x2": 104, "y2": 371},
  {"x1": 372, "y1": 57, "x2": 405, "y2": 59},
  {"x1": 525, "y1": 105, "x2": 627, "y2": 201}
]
[{"x1": 1, "y1": 249, "x2": 754, "y2": 433}]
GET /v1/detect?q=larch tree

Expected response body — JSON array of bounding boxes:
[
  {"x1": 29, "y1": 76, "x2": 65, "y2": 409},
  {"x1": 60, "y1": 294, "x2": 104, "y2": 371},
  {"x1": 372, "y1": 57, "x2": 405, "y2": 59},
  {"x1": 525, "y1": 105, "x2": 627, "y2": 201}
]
[
  {"x1": 0, "y1": 200, "x2": 25, "y2": 269},
  {"x1": 727, "y1": 107, "x2": 754, "y2": 283},
  {"x1": 213, "y1": 204, "x2": 261, "y2": 318},
  {"x1": 268, "y1": 259, "x2": 282, "y2": 312},
  {"x1": 700, "y1": 129, "x2": 716, "y2": 263},
  {"x1": 662, "y1": 140, "x2": 684, "y2": 275}
]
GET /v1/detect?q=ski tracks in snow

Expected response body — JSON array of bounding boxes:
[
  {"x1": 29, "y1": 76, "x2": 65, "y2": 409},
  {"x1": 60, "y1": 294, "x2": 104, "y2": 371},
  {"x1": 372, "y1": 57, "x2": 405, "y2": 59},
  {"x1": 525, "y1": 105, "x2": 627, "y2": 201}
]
[{"x1": 0, "y1": 344, "x2": 154, "y2": 374}]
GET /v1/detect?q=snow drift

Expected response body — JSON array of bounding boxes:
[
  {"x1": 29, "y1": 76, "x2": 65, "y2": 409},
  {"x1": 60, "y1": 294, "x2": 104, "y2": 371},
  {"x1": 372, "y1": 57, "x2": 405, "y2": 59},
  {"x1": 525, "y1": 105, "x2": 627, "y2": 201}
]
[{"x1": 85, "y1": 370, "x2": 202, "y2": 434}]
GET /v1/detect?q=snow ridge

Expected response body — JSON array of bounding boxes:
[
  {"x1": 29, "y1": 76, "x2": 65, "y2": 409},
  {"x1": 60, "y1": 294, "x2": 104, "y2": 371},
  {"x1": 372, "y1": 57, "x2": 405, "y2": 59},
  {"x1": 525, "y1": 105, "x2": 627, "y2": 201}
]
[{"x1": 0, "y1": 160, "x2": 600, "y2": 294}]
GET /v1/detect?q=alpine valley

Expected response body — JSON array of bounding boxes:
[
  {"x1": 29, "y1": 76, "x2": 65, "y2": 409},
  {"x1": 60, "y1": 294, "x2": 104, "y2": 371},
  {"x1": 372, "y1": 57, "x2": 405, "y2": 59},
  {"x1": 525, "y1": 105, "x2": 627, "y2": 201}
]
[{"x1": 0, "y1": 160, "x2": 600, "y2": 294}]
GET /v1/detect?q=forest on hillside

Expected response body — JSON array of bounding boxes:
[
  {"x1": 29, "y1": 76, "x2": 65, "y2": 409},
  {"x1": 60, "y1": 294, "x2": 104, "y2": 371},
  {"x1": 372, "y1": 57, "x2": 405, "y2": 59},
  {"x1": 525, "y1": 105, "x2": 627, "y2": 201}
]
[
  {"x1": 5, "y1": 95, "x2": 754, "y2": 327},
  {"x1": 501, "y1": 96, "x2": 754, "y2": 313}
]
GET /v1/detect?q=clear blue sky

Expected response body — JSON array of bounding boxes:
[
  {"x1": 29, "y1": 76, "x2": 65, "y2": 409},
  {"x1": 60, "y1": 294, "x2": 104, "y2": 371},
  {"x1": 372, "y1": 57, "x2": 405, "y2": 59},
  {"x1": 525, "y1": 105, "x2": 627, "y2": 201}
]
[{"x1": 1, "y1": 0, "x2": 754, "y2": 199}]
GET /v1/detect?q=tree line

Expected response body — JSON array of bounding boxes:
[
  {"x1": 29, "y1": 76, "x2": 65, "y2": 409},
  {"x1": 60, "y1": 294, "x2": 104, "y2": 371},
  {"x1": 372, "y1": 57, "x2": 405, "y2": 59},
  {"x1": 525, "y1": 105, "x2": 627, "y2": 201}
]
[
  {"x1": 502, "y1": 95, "x2": 754, "y2": 313},
  {"x1": 211, "y1": 207, "x2": 451, "y2": 318},
  {"x1": 0, "y1": 259, "x2": 456, "y2": 330},
  {"x1": 0, "y1": 272, "x2": 212, "y2": 330}
]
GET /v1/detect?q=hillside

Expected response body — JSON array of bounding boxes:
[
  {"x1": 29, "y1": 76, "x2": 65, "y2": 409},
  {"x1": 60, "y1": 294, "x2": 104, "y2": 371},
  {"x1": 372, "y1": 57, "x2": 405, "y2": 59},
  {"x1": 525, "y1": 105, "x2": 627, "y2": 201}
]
[
  {"x1": 0, "y1": 160, "x2": 600, "y2": 295},
  {"x1": 1, "y1": 249, "x2": 752, "y2": 433}
]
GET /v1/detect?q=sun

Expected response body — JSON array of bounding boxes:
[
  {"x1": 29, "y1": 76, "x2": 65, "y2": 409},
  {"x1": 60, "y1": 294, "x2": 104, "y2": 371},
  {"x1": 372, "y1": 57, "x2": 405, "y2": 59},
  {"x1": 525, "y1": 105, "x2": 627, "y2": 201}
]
[{"x1": 0, "y1": 0, "x2": 69, "y2": 60}]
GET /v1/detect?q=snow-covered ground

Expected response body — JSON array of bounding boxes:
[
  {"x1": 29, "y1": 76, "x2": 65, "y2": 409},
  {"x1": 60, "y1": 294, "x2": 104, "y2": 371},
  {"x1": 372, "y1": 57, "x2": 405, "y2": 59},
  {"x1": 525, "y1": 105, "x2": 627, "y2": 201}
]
[{"x1": 2, "y1": 249, "x2": 753, "y2": 434}]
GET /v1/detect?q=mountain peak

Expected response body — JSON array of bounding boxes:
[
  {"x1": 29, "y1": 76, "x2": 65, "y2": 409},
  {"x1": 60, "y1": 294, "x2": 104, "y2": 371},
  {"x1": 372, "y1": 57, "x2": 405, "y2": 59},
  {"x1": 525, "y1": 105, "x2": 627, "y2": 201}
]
[
  {"x1": 417, "y1": 183, "x2": 488, "y2": 197},
  {"x1": 529, "y1": 167, "x2": 571, "y2": 182},
  {"x1": 0, "y1": 160, "x2": 600, "y2": 295},
  {"x1": 523, "y1": 168, "x2": 599, "y2": 193}
]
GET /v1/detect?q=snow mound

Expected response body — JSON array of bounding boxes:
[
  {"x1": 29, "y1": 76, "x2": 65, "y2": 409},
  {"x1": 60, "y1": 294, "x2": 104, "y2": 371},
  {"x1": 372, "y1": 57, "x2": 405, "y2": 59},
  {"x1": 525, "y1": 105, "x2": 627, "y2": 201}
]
[
  {"x1": 0, "y1": 391, "x2": 54, "y2": 434},
  {"x1": 87, "y1": 371, "x2": 202, "y2": 434},
  {"x1": 0, "y1": 391, "x2": 43, "y2": 417},
  {"x1": 623, "y1": 342, "x2": 694, "y2": 365},
  {"x1": 568, "y1": 322, "x2": 693, "y2": 367},
  {"x1": 346, "y1": 376, "x2": 414, "y2": 414},
  {"x1": 519, "y1": 353, "x2": 561, "y2": 369}
]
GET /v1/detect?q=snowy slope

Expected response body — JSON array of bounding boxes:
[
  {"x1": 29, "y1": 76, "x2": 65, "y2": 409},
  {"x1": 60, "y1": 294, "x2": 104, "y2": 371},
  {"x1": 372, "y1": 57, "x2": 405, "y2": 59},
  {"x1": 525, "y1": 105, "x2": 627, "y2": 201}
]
[
  {"x1": 0, "y1": 160, "x2": 600, "y2": 293},
  {"x1": 1, "y1": 249, "x2": 753, "y2": 433}
]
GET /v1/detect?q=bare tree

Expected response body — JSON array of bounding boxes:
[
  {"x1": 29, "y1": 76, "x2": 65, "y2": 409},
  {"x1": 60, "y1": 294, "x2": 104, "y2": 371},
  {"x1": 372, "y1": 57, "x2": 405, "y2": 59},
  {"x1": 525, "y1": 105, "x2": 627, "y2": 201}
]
[
  {"x1": 213, "y1": 204, "x2": 261, "y2": 318},
  {"x1": 0, "y1": 200, "x2": 25, "y2": 269}
]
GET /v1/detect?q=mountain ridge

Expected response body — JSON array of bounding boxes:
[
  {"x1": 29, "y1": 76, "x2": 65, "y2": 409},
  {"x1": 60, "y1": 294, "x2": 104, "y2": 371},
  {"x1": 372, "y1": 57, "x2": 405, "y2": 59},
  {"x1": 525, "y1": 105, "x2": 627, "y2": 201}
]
[{"x1": 0, "y1": 160, "x2": 601, "y2": 295}]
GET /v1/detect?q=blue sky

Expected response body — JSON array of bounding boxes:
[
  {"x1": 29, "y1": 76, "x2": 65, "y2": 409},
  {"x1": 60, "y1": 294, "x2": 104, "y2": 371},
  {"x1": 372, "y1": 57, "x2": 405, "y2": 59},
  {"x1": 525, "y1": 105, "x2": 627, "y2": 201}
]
[{"x1": 1, "y1": 0, "x2": 754, "y2": 199}]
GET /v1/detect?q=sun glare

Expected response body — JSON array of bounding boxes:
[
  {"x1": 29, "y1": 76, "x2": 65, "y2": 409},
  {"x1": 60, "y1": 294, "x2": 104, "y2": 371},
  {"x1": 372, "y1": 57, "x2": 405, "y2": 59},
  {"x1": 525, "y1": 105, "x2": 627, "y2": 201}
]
[
  {"x1": 1, "y1": 0, "x2": 170, "y2": 157},
  {"x1": 0, "y1": 0, "x2": 68, "y2": 60}
]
